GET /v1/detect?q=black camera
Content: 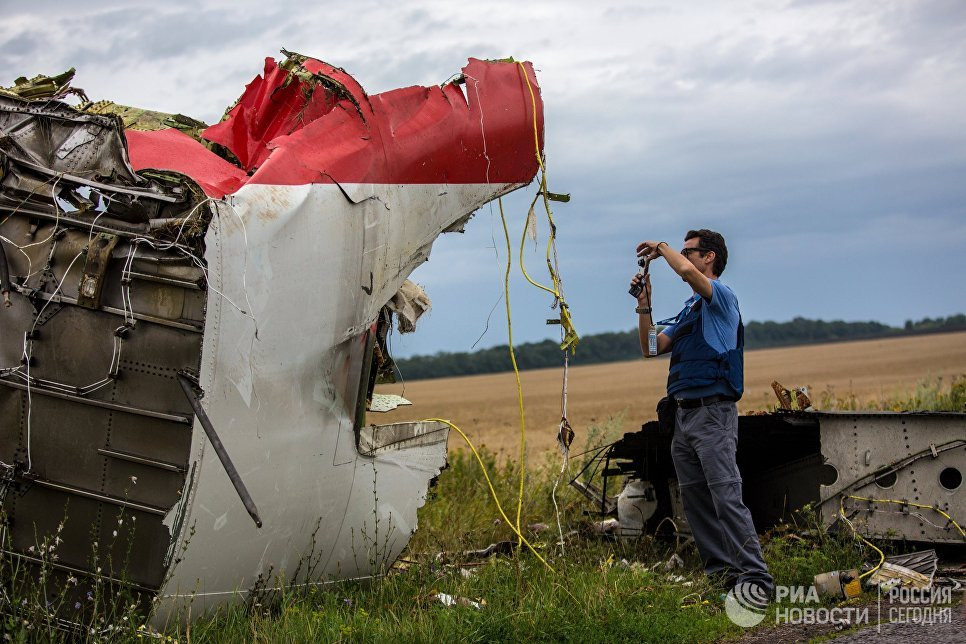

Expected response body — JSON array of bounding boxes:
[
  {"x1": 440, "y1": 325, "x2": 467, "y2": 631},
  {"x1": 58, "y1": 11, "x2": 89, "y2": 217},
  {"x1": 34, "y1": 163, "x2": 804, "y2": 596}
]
[{"x1": 628, "y1": 256, "x2": 650, "y2": 298}]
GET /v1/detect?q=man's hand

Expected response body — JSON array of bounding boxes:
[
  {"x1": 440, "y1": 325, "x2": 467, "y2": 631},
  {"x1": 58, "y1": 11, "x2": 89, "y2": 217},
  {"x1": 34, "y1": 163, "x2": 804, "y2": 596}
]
[
  {"x1": 629, "y1": 272, "x2": 651, "y2": 306},
  {"x1": 639, "y1": 236, "x2": 715, "y2": 300},
  {"x1": 636, "y1": 240, "x2": 666, "y2": 262}
]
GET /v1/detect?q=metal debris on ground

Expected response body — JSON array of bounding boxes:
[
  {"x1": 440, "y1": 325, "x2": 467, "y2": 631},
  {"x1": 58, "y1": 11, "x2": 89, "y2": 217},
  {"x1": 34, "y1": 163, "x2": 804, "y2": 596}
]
[
  {"x1": 794, "y1": 387, "x2": 813, "y2": 411},
  {"x1": 617, "y1": 559, "x2": 649, "y2": 573},
  {"x1": 662, "y1": 553, "x2": 685, "y2": 571},
  {"x1": 572, "y1": 403, "x2": 964, "y2": 547},
  {"x1": 871, "y1": 550, "x2": 939, "y2": 588},
  {"x1": 591, "y1": 518, "x2": 620, "y2": 535},
  {"x1": 461, "y1": 540, "x2": 517, "y2": 560},
  {"x1": 814, "y1": 569, "x2": 862, "y2": 599},
  {"x1": 772, "y1": 380, "x2": 793, "y2": 409},
  {"x1": 868, "y1": 562, "x2": 933, "y2": 590},
  {"x1": 429, "y1": 592, "x2": 485, "y2": 610},
  {"x1": 882, "y1": 549, "x2": 939, "y2": 578}
]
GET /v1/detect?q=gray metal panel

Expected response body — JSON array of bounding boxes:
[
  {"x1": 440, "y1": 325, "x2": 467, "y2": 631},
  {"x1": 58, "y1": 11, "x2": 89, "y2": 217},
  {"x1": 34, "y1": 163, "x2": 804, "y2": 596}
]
[
  {"x1": 817, "y1": 412, "x2": 965, "y2": 543},
  {"x1": 16, "y1": 398, "x2": 109, "y2": 489},
  {"x1": 0, "y1": 93, "x2": 210, "y2": 610}
]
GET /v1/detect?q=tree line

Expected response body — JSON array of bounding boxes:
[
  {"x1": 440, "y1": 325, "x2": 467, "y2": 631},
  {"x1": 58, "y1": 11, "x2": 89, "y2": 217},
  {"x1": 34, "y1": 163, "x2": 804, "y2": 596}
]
[{"x1": 394, "y1": 314, "x2": 966, "y2": 380}]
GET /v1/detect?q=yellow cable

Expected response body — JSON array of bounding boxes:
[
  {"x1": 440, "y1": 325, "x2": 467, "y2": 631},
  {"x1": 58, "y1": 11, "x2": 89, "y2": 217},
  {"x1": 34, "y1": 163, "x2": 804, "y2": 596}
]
[
  {"x1": 515, "y1": 63, "x2": 556, "y2": 297},
  {"x1": 464, "y1": 62, "x2": 580, "y2": 554},
  {"x1": 515, "y1": 62, "x2": 579, "y2": 353},
  {"x1": 839, "y1": 496, "x2": 886, "y2": 579},
  {"x1": 422, "y1": 417, "x2": 554, "y2": 572},
  {"x1": 518, "y1": 190, "x2": 558, "y2": 297},
  {"x1": 497, "y1": 198, "x2": 528, "y2": 548},
  {"x1": 845, "y1": 495, "x2": 965, "y2": 537},
  {"x1": 518, "y1": 62, "x2": 546, "y2": 175}
]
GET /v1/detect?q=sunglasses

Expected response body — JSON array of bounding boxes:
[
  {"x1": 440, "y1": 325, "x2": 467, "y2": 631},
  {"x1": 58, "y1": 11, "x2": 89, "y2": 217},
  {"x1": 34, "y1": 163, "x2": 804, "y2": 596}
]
[{"x1": 681, "y1": 247, "x2": 711, "y2": 257}]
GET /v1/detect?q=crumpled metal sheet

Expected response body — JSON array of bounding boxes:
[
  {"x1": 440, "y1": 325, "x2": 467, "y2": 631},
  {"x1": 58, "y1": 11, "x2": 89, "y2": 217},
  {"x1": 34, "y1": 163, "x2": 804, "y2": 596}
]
[
  {"x1": 357, "y1": 420, "x2": 447, "y2": 456},
  {"x1": 0, "y1": 96, "x2": 141, "y2": 190},
  {"x1": 126, "y1": 52, "x2": 543, "y2": 198},
  {"x1": 126, "y1": 128, "x2": 246, "y2": 197},
  {"x1": 869, "y1": 562, "x2": 933, "y2": 590}
]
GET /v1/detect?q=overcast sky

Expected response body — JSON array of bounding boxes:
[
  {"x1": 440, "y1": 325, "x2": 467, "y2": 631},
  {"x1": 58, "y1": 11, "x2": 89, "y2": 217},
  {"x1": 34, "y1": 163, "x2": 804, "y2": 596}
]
[{"x1": 3, "y1": 0, "x2": 964, "y2": 357}]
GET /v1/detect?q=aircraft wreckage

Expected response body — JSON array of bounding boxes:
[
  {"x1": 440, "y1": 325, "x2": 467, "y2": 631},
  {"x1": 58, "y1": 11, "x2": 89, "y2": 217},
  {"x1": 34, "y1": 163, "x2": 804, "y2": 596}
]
[
  {"x1": 582, "y1": 398, "x2": 965, "y2": 546},
  {"x1": 0, "y1": 52, "x2": 544, "y2": 622}
]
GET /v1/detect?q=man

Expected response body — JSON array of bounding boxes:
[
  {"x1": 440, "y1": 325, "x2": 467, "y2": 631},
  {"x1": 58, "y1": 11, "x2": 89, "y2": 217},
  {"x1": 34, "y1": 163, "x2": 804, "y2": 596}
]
[{"x1": 630, "y1": 229, "x2": 773, "y2": 601}]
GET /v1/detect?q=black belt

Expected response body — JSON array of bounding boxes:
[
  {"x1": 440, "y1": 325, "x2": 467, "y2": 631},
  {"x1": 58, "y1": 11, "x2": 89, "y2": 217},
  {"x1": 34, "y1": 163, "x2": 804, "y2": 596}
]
[{"x1": 675, "y1": 394, "x2": 735, "y2": 409}]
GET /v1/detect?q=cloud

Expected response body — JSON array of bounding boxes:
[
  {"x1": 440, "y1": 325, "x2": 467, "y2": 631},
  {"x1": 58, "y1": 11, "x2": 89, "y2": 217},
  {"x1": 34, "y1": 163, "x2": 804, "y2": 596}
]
[{"x1": 2, "y1": 0, "x2": 963, "y2": 354}]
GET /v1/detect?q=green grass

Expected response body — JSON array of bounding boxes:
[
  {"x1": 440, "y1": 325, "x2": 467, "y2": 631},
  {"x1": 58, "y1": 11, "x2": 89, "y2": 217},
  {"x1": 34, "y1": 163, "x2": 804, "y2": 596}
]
[
  {"x1": 175, "y1": 419, "x2": 745, "y2": 643},
  {"x1": 818, "y1": 374, "x2": 966, "y2": 412},
  {"x1": 180, "y1": 552, "x2": 739, "y2": 643},
  {"x1": 4, "y1": 378, "x2": 963, "y2": 642}
]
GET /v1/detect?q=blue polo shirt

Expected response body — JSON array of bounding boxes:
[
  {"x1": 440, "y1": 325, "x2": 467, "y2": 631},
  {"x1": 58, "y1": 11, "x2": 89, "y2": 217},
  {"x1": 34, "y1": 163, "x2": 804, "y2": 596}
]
[{"x1": 659, "y1": 280, "x2": 741, "y2": 398}]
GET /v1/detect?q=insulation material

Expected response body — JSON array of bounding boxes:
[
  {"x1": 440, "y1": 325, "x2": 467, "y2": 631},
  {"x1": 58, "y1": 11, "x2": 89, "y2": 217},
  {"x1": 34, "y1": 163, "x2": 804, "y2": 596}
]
[{"x1": 387, "y1": 280, "x2": 432, "y2": 333}]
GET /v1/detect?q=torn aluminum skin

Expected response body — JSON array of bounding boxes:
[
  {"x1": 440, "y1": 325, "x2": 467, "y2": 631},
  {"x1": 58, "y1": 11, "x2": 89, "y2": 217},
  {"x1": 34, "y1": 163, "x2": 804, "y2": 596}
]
[{"x1": 0, "y1": 51, "x2": 544, "y2": 624}]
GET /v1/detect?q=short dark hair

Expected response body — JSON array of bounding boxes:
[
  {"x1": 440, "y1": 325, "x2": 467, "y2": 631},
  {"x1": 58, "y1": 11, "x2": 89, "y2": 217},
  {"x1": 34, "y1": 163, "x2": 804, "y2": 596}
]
[{"x1": 685, "y1": 229, "x2": 728, "y2": 276}]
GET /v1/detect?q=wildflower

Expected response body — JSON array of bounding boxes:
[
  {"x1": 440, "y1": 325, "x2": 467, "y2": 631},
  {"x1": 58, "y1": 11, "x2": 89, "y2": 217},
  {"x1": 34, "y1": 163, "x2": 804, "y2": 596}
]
[
  {"x1": 118, "y1": 518, "x2": 124, "y2": 526},
  {"x1": 27, "y1": 545, "x2": 35, "y2": 553},
  {"x1": 67, "y1": 575, "x2": 77, "y2": 585},
  {"x1": 74, "y1": 602, "x2": 81, "y2": 610},
  {"x1": 113, "y1": 530, "x2": 118, "y2": 537},
  {"x1": 131, "y1": 476, "x2": 138, "y2": 484}
]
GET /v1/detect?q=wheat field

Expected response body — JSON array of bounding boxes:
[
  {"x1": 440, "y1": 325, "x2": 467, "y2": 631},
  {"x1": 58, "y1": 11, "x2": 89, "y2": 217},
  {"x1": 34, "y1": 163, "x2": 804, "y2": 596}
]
[{"x1": 373, "y1": 331, "x2": 966, "y2": 454}]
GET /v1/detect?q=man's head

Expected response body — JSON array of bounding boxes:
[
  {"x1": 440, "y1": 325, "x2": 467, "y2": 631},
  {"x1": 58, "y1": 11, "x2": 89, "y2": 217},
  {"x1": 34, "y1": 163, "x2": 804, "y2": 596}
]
[{"x1": 683, "y1": 229, "x2": 728, "y2": 277}]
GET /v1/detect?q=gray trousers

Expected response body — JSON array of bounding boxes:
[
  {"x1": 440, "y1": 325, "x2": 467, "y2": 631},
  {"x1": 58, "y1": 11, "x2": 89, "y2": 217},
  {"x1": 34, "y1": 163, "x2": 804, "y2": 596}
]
[{"x1": 671, "y1": 401, "x2": 773, "y2": 592}]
